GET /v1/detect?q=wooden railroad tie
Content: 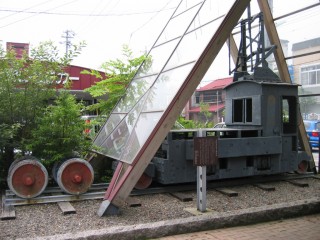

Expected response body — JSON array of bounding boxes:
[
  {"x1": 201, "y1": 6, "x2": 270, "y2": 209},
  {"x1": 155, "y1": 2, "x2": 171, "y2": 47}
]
[
  {"x1": 1, "y1": 192, "x2": 16, "y2": 220},
  {"x1": 51, "y1": 193, "x2": 76, "y2": 215},
  {"x1": 170, "y1": 192, "x2": 193, "y2": 202},
  {"x1": 285, "y1": 180, "x2": 309, "y2": 187},
  {"x1": 215, "y1": 188, "x2": 238, "y2": 197},
  {"x1": 253, "y1": 183, "x2": 276, "y2": 191},
  {"x1": 1, "y1": 204, "x2": 16, "y2": 220},
  {"x1": 126, "y1": 197, "x2": 141, "y2": 207},
  {"x1": 57, "y1": 201, "x2": 76, "y2": 215},
  {"x1": 312, "y1": 175, "x2": 320, "y2": 180}
]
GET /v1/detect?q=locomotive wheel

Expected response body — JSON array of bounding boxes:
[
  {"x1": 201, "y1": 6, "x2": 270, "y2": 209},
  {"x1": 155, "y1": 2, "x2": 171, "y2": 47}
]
[
  {"x1": 56, "y1": 158, "x2": 94, "y2": 195},
  {"x1": 7, "y1": 159, "x2": 48, "y2": 199},
  {"x1": 134, "y1": 173, "x2": 153, "y2": 189},
  {"x1": 297, "y1": 160, "x2": 309, "y2": 173}
]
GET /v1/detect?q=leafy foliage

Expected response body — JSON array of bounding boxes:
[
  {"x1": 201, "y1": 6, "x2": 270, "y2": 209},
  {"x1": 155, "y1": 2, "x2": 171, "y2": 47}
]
[
  {"x1": 0, "y1": 40, "x2": 86, "y2": 185},
  {"x1": 176, "y1": 116, "x2": 196, "y2": 129},
  {"x1": 199, "y1": 102, "x2": 213, "y2": 128},
  {"x1": 29, "y1": 91, "x2": 91, "y2": 168},
  {"x1": 83, "y1": 45, "x2": 151, "y2": 116}
]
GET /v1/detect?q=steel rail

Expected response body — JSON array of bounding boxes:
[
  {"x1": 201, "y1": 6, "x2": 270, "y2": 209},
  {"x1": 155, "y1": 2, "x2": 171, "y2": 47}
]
[{"x1": 3, "y1": 172, "x2": 317, "y2": 207}]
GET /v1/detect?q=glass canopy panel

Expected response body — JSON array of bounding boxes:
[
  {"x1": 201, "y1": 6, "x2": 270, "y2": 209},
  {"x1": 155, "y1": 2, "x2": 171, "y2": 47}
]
[
  {"x1": 120, "y1": 112, "x2": 163, "y2": 164},
  {"x1": 94, "y1": 0, "x2": 239, "y2": 163},
  {"x1": 120, "y1": 64, "x2": 194, "y2": 163},
  {"x1": 272, "y1": 0, "x2": 319, "y2": 19},
  {"x1": 96, "y1": 95, "x2": 146, "y2": 159},
  {"x1": 188, "y1": 0, "x2": 235, "y2": 31},
  {"x1": 134, "y1": 39, "x2": 179, "y2": 78},
  {"x1": 142, "y1": 64, "x2": 194, "y2": 112},
  {"x1": 155, "y1": 1, "x2": 203, "y2": 46},
  {"x1": 173, "y1": 0, "x2": 203, "y2": 17},
  {"x1": 93, "y1": 113, "x2": 126, "y2": 147},
  {"x1": 164, "y1": 18, "x2": 224, "y2": 71},
  {"x1": 112, "y1": 75, "x2": 157, "y2": 113},
  {"x1": 275, "y1": 7, "x2": 320, "y2": 59}
]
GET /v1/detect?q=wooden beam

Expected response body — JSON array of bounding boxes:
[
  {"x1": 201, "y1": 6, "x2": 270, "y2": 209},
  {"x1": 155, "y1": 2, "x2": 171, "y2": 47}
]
[
  {"x1": 57, "y1": 202, "x2": 76, "y2": 215},
  {"x1": 257, "y1": 0, "x2": 316, "y2": 172},
  {"x1": 1, "y1": 192, "x2": 15, "y2": 220},
  {"x1": 228, "y1": 35, "x2": 239, "y2": 68}
]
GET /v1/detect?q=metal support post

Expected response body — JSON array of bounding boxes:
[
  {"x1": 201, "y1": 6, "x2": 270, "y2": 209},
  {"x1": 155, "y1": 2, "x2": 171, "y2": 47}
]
[{"x1": 197, "y1": 165, "x2": 207, "y2": 212}]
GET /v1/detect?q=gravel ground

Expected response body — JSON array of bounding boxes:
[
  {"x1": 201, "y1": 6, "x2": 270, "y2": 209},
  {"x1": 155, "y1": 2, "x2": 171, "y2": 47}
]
[{"x1": 1, "y1": 177, "x2": 320, "y2": 240}]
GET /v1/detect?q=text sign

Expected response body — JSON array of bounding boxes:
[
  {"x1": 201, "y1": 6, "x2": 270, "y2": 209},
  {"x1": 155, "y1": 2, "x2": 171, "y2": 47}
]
[{"x1": 194, "y1": 136, "x2": 218, "y2": 166}]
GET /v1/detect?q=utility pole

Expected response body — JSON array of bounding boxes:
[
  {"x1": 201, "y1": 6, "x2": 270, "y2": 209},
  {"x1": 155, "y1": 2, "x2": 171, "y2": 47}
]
[
  {"x1": 216, "y1": 91, "x2": 219, "y2": 123},
  {"x1": 61, "y1": 30, "x2": 75, "y2": 56}
]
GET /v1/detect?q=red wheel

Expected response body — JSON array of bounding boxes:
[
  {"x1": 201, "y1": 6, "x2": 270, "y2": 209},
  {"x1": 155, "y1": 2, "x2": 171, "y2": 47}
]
[
  {"x1": 7, "y1": 159, "x2": 48, "y2": 198},
  {"x1": 297, "y1": 160, "x2": 309, "y2": 173},
  {"x1": 56, "y1": 158, "x2": 94, "y2": 195},
  {"x1": 134, "y1": 173, "x2": 153, "y2": 189}
]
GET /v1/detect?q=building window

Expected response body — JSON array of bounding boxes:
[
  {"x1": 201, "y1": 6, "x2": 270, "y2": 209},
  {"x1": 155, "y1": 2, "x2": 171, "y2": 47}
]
[
  {"x1": 300, "y1": 64, "x2": 320, "y2": 86},
  {"x1": 195, "y1": 90, "x2": 220, "y2": 104},
  {"x1": 195, "y1": 92, "x2": 200, "y2": 104},
  {"x1": 232, "y1": 98, "x2": 252, "y2": 123}
]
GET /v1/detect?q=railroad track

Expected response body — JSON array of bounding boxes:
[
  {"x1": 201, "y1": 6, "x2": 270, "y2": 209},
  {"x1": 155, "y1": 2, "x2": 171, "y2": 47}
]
[{"x1": 1, "y1": 172, "x2": 318, "y2": 220}]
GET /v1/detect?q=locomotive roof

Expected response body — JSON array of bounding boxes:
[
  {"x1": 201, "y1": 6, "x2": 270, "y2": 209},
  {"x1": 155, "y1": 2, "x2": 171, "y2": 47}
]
[{"x1": 224, "y1": 79, "x2": 300, "y2": 90}]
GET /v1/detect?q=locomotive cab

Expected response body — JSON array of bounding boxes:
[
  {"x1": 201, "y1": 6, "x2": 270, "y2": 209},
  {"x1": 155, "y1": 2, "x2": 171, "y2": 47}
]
[{"x1": 211, "y1": 79, "x2": 309, "y2": 177}]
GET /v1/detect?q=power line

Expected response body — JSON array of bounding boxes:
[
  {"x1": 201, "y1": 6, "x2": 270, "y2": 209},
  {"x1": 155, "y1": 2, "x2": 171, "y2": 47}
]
[
  {"x1": 128, "y1": 0, "x2": 173, "y2": 45},
  {"x1": 0, "y1": 0, "x2": 82, "y2": 29},
  {"x1": 0, "y1": 0, "x2": 55, "y2": 20},
  {"x1": 74, "y1": 0, "x2": 120, "y2": 35},
  {"x1": 0, "y1": 7, "x2": 175, "y2": 17}
]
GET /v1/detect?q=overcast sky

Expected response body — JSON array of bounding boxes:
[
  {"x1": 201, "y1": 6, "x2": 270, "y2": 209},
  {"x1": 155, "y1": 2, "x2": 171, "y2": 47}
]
[{"x1": 0, "y1": 0, "x2": 319, "y2": 81}]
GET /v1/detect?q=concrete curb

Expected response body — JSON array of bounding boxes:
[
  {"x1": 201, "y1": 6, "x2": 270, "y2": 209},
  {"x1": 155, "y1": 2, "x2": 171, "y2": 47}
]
[{"x1": 22, "y1": 197, "x2": 320, "y2": 240}]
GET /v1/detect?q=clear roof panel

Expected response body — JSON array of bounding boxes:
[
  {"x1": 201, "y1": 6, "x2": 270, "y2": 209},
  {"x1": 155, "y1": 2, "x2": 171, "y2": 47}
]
[
  {"x1": 135, "y1": 39, "x2": 179, "y2": 78},
  {"x1": 96, "y1": 94, "x2": 147, "y2": 159},
  {"x1": 142, "y1": 64, "x2": 194, "y2": 112},
  {"x1": 93, "y1": 0, "x2": 237, "y2": 164},
  {"x1": 93, "y1": 113, "x2": 126, "y2": 147},
  {"x1": 112, "y1": 75, "x2": 157, "y2": 113},
  {"x1": 120, "y1": 112, "x2": 163, "y2": 163},
  {"x1": 155, "y1": 1, "x2": 202, "y2": 46}
]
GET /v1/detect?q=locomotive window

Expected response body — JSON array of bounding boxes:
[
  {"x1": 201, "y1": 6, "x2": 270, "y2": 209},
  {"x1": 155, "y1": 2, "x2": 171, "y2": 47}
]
[
  {"x1": 282, "y1": 96, "x2": 297, "y2": 134},
  {"x1": 233, "y1": 99, "x2": 243, "y2": 122},
  {"x1": 246, "y1": 98, "x2": 252, "y2": 122},
  {"x1": 233, "y1": 98, "x2": 252, "y2": 123}
]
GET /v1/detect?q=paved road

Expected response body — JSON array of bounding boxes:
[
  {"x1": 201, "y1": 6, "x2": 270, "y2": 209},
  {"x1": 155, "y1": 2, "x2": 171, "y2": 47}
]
[{"x1": 156, "y1": 213, "x2": 320, "y2": 240}]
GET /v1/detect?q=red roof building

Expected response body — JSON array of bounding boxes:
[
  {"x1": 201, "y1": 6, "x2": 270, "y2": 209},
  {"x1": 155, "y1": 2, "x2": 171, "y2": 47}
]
[
  {"x1": 6, "y1": 41, "x2": 106, "y2": 115},
  {"x1": 6, "y1": 42, "x2": 29, "y2": 59},
  {"x1": 184, "y1": 77, "x2": 233, "y2": 124},
  {"x1": 54, "y1": 64, "x2": 107, "y2": 116}
]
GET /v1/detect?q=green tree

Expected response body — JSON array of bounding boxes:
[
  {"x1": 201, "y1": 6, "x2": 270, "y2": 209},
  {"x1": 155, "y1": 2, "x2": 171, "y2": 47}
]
[
  {"x1": 199, "y1": 101, "x2": 213, "y2": 127},
  {"x1": 176, "y1": 116, "x2": 196, "y2": 129},
  {"x1": 29, "y1": 90, "x2": 91, "y2": 168},
  {"x1": 83, "y1": 45, "x2": 151, "y2": 116},
  {"x1": 0, "y1": 40, "x2": 85, "y2": 183}
]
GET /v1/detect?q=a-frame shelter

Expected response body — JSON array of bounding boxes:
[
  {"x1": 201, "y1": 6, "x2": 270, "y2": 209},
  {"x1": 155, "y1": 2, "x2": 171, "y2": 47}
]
[{"x1": 92, "y1": 0, "x2": 315, "y2": 216}]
